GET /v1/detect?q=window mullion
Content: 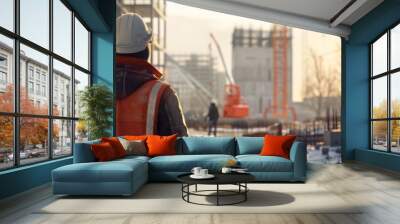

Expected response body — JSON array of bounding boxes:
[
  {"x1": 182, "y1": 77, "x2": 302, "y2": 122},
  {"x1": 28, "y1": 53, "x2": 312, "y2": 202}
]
[
  {"x1": 48, "y1": 0, "x2": 54, "y2": 160},
  {"x1": 370, "y1": 45, "x2": 373, "y2": 149},
  {"x1": 13, "y1": 0, "x2": 21, "y2": 167},
  {"x1": 388, "y1": 30, "x2": 391, "y2": 152},
  {"x1": 71, "y1": 11, "x2": 76, "y2": 155}
]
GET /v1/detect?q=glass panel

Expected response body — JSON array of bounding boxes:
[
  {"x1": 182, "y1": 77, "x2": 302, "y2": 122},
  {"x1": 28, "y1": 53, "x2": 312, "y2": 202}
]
[
  {"x1": 391, "y1": 24, "x2": 400, "y2": 70},
  {"x1": 372, "y1": 76, "x2": 387, "y2": 119},
  {"x1": 0, "y1": 116, "x2": 13, "y2": 170},
  {"x1": 372, "y1": 33, "x2": 387, "y2": 76},
  {"x1": 75, "y1": 120, "x2": 88, "y2": 143},
  {"x1": 20, "y1": 44, "x2": 49, "y2": 115},
  {"x1": 20, "y1": 0, "x2": 49, "y2": 49},
  {"x1": 74, "y1": 18, "x2": 89, "y2": 70},
  {"x1": 372, "y1": 121, "x2": 388, "y2": 151},
  {"x1": 74, "y1": 69, "x2": 89, "y2": 118},
  {"x1": 0, "y1": 0, "x2": 14, "y2": 31},
  {"x1": 53, "y1": 0, "x2": 72, "y2": 60},
  {"x1": 20, "y1": 117, "x2": 49, "y2": 165},
  {"x1": 53, "y1": 119, "x2": 72, "y2": 157},
  {"x1": 391, "y1": 120, "x2": 400, "y2": 153},
  {"x1": 391, "y1": 72, "x2": 400, "y2": 118},
  {"x1": 0, "y1": 34, "x2": 14, "y2": 112},
  {"x1": 53, "y1": 59, "x2": 72, "y2": 117}
]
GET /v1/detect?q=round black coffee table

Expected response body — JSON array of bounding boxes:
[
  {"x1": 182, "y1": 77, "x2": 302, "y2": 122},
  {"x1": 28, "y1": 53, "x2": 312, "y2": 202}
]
[{"x1": 177, "y1": 173, "x2": 255, "y2": 206}]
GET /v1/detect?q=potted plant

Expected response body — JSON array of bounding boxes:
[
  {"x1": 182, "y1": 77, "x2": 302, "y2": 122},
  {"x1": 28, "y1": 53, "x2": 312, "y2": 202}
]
[{"x1": 79, "y1": 84, "x2": 113, "y2": 140}]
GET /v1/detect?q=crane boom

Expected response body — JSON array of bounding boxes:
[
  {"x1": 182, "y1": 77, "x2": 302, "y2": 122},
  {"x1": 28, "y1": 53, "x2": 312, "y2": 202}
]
[
  {"x1": 209, "y1": 33, "x2": 235, "y2": 84},
  {"x1": 165, "y1": 53, "x2": 214, "y2": 100}
]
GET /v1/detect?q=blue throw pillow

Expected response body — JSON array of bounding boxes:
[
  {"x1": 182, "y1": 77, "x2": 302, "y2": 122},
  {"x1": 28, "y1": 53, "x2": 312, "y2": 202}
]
[
  {"x1": 179, "y1": 137, "x2": 235, "y2": 155},
  {"x1": 236, "y1": 137, "x2": 264, "y2": 155}
]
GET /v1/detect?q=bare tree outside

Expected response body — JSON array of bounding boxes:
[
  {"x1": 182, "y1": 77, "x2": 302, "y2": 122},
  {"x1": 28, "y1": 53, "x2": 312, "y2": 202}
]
[{"x1": 303, "y1": 48, "x2": 341, "y2": 119}]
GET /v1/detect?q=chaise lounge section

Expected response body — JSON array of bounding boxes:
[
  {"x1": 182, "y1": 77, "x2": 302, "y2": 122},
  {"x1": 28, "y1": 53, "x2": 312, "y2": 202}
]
[{"x1": 52, "y1": 137, "x2": 307, "y2": 196}]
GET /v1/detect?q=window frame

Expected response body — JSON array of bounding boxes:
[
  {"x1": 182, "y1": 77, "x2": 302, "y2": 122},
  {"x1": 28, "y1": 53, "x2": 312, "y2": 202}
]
[
  {"x1": 0, "y1": 0, "x2": 92, "y2": 171},
  {"x1": 370, "y1": 21, "x2": 400, "y2": 154}
]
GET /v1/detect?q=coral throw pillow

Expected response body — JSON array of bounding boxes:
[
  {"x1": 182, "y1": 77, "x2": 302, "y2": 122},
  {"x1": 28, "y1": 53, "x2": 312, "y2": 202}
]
[
  {"x1": 91, "y1": 142, "x2": 118, "y2": 162},
  {"x1": 124, "y1": 135, "x2": 148, "y2": 141},
  {"x1": 260, "y1": 135, "x2": 296, "y2": 159},
  {"x1": 146, "y1": 134, "x2": 177, "y2": 157},
  {"x1": 101, "y1": 137, "x2": 127, "y2": 158}
]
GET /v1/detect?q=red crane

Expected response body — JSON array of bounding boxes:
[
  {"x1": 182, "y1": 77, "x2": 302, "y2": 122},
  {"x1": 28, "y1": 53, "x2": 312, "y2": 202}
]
[{"x1": 209, "y1": 33, "x2": 249, "y2": 118}]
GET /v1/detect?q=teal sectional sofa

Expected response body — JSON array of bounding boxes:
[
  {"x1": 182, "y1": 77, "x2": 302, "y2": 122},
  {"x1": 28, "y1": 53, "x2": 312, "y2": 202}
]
[{"x1": 52, "y1": 137, "x2": 307, "y2": 196}]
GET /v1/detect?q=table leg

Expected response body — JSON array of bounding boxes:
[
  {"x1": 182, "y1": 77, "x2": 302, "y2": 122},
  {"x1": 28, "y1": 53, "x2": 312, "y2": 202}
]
[
  {"x1": 187, "y1": 184, "x2": 190, "y2": 202},
  {"x1": 217, "y1": 184, "x2": 219, "y2": 206},
  {"x1": 245, "y1": 183, "x2": 247, "y2": 201},
  {"x1": 181, "y1": 184, "x2": 183, "y2": 199},
  {"x1": 195, "y1": 184, "x2": 198, "y2": 192}
]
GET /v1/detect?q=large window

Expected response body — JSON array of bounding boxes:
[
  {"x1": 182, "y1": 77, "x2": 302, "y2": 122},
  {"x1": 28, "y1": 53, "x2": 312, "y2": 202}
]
[
  {"x1": 370, "y1": 23, "x2": 400, "y2": 153},
  {"x1": 0, "y1": 0, "x2": 91, "y2": 170}
]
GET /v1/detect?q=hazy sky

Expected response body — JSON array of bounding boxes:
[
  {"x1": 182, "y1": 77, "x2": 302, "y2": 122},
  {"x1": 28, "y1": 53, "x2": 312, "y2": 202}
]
[{"x1": 166, "y1": 2, "x2": 341, "y2": 102}]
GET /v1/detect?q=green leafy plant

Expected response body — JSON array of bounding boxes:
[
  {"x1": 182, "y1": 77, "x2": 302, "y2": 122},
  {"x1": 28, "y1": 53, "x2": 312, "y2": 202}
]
[{"x1": 79, "y1": 84, "x2": 113, "y2": 140}]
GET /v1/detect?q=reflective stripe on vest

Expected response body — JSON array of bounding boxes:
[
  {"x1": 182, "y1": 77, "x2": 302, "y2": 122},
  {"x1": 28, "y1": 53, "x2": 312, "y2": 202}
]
[
  {"x1": 116, "y1": 80, "x2": 168, "y2": 136},
  {"x1": 146, "y1": 82, "x2": 162, "y2": 134}
]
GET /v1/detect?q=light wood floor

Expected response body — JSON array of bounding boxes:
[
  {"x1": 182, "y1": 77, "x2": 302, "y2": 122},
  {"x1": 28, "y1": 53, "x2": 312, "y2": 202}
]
[{"x1": 1, "y1": 162, "x2": 400, "y2": 224}]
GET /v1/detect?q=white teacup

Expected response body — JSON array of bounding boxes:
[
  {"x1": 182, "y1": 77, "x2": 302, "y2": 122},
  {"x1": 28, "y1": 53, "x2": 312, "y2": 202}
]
[
  {"x1": 200, "y1": 169, "x2": 208, "y2": 176},
  {"x1": 191, "y1": 167, "x2": 202, "y2": 176},
  {"x1": 221, "y1": 167, "x2": 232, "y2": 174}
]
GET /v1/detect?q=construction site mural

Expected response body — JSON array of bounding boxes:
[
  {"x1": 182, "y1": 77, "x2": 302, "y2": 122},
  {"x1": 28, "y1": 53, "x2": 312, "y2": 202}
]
[
  {"x1": 115, "y1": 13, "x2": 188, "y2": 137},
  {"x1": 115, "y1": 1, "x2": 342, "y2": 164}
]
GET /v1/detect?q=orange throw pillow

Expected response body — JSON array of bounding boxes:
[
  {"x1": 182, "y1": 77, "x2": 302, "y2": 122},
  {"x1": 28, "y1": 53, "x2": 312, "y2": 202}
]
[
  {"x1": 124, "y1": 135, "x2": 148, "y2": 141},
  {"x1": 260, "y1": 135, "x2": 296, "y2": 159},
  {"x1": 101, "y1": 137, "x2": 126, "y2": 158},
  {"x1": 91, "y1": 142, "x2": 117, "y2": 162},
  {"x1": 146, "y1": 134, "x2": 177, "y2": 157}
]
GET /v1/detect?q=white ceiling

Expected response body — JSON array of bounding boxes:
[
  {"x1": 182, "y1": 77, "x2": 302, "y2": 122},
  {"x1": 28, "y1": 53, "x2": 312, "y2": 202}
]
[
  {"x1": 227, "y1": 0, "x2": 352, "y2": 22},
  {"x1": 168, "y1": 0, "x2": 384, "y2": 38}
]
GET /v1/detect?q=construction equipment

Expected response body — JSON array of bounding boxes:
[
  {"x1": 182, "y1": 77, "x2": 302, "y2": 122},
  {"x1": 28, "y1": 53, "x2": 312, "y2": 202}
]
[
  {"x1": 209, "y1": 33, "x2": 249, "y2": 118},
  {"x1": 263, "y1": 26, "x2": 297, "y2": 122}
]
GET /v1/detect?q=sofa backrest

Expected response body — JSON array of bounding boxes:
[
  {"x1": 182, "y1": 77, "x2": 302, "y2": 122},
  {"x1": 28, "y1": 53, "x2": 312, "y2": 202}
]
[
  {"x1": 177, "y1": 137, "x2": 236, "y2": 155},
  {"x1": 74, "y1": 137, "x2": 268, "y2": 162},
  {"x1": 73, "y1": 139, "x2": 100, "y2": 163},
  {"x1": 235, "y1": 137, "x2": 264, "y2": 155}
]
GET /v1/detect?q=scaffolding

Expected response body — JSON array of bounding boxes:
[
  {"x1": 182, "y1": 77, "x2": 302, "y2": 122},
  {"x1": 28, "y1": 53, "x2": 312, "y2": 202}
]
[{"x1": 116, "y1": 0, "x2": 166, "y2": 73}]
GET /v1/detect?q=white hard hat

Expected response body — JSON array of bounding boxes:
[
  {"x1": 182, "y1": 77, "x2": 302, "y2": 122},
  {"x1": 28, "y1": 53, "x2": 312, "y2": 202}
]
[{"x1": 116, "y1": 13, "x2": 152, "y2": 54}]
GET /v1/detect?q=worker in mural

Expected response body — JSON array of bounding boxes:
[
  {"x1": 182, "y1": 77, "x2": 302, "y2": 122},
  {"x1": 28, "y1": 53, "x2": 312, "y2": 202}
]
[
  {"x1": 116, "y1": 13, "x2": 188, "y2": 136},
  {"x1": 207, "y1": 100, "x2": 219, "y2": 136}
]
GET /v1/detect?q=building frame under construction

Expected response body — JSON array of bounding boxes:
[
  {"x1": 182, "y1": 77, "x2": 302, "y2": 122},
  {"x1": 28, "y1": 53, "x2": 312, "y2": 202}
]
[
  {"x1": 232, "y1": 26, "x2": 295, "y2": 121},
  {"x1": 116, "y1": 0, "x2": 167, "y2": 73}
]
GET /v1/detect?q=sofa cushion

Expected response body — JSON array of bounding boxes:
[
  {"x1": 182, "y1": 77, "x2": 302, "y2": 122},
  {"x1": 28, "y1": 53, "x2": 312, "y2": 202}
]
[
  {"x1": 178, "y1": 137, "x2": 235, "y2": 155},
  {"x1": 91, "y1": 142, "x2": 118, "y2": 161},
  {"x1": 53, "y1": 158, "x2": 147, "y2": 183},
  {"x1": 236, "y1": 137, "x2": 263, "y2": 155},
  {"x1": 149, "y1": 154, "x2": 235, "y2": 172},
  {"x1": 147, "y1": 134, "x2": 177, "y2": 157},
  {"x1": 101, "y1": 137, "x2": 127, "y2": 158},
  {"x1": 260, "y1": 135, "x2": 296, "y2": 159},
  {"x1": 118, "y1": 138, "x2": 147, "y2": 156},
  {"x1": 115, "y1": 155, "x2": 150, "y2": 164},
  {"x1": 236, "y1": 155, "x2": 293, "y2": 172}
]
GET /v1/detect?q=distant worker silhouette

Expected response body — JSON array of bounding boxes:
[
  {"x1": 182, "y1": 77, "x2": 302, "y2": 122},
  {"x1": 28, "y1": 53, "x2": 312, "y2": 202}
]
[
  {"x1": 116, "y1": 13, "x2": 188, "y2": 136},
  {"x1": 207, "y1": 100, "x2": 219, "y2": 136}
]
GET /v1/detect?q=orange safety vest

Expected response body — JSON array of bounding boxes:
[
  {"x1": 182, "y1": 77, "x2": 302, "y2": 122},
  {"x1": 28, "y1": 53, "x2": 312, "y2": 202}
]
[{"x1": 116, "y1": 56, "x2": 168, "y2": 136}]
